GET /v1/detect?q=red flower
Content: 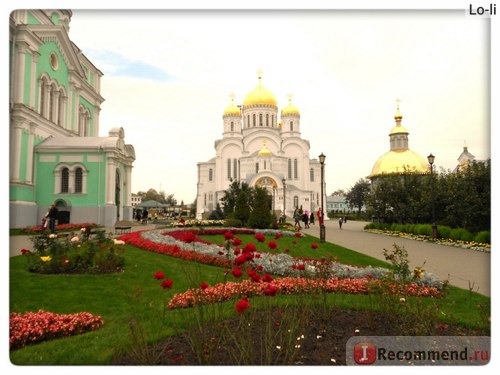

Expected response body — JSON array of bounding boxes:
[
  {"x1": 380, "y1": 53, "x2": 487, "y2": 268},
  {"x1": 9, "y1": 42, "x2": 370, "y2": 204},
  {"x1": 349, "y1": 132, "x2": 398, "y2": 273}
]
[
  {"x1": 183, "y1": 232, "x2": 196, "y2": 243},
  {"x1": 263, "y1": 284, "x2": 278, "y2": 296},
  {"x1": 231, "y1": 268, "x2": 243, "y2": 278},
  {"x1": 235, "y1": 297, "x2": 250, "y2": 314},
  {"x1": 267, "y1": 241, "x2": 278, "y2": 250},
  {"x1": 234, "y1": 254, "x2": 247, "y2": 265},
  {"x1": 200, "y1": 282, "x2": 209, "y2": 290},
  {"x1": 233, "y1": 248, "x2": 241, "y2": 255},
  {"x1": 247, "y1": 269, "x2": 261, "y2": 282},
  {"x1": 274, "y1": 233, "x2": 282, "y2": 240},
  {"x1": 243, "y1": 243, "x2": 256, "y2": 253},
  {"x1": 232, "y1": 237, "x2": 242, "y2": 246},
  {"x1": 262, "y1": 273, "x2": 273, "y2": 283},
  {"x1": 284, "y1": 248, "x2": 290, "y2": 253},
  {"x1": 311, "y1": 243, "x2": 319, "y2": 249},
  {"x1": 20, "y1": 248, "x2": 32, "y2": 255},
  {"x1": 224, "y1": 231, "x2": 235, "y2": 240},
  {"x1": 154, "y1": 271, "x2": 165, "y2": 280},
  {"x1": 254, "y1": 233, "x2": 266, "y2": 242},
  {"x1": 294, "y1": 232, "x2": 302, "y2": 237},
  {"x1": 161, "y1": 278, "x2": 173, "y2": 289}
]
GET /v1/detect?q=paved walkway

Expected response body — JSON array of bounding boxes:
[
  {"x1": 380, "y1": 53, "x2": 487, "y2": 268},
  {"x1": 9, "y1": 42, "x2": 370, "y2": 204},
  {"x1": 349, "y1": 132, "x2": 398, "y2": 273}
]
[
  {"x1": 301, "y1": 220, "x2": 490, "y2": 296},
  {"x1": 9, "y1": 220, "x2": 490, "y2": 296}
]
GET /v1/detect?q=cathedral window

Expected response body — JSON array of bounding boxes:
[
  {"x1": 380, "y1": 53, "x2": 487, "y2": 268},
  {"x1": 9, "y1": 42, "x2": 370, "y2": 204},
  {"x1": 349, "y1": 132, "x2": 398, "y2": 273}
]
[
  {"x1": 230, "y1": 121, "x2": 234, "y2": 132},
  {"x1": 75, "y1": 167, "x2": 83, "y2": 193},
  {"x1": 294, "y1": 159, "x2": 298, "y2": 179},
  {"x1": 61, "y1": 167, "x2": 69, "y2": 193},
  {"x1": 266, "y1": 113, "x2": 269, "y2": 126},
  {"x1": 287, "y1": 159, "x2": 292, "y2": 179},
  {"x1": 252, "y1": 114, "x2": 256, "y2": 127},
  {"x1": 247, "y1": 115, "x2": 250, "y2": 128},
  {"x1": 272, "y1": 114, "x2": 275, "y2": 127},
  {"x1": 310, "y1": 168, "x2": 314, "y2": 182},
  {"x1": 259, "y1": 113, "x2": 263, "y2": 126},
  {"x1": 227, "y1": 159, "x2": 231, "y2": 179},
  {"x1": 209, "y1": 168, "x2": 213, "y2": 181},
  {"x1": 233, "y1": 158, "x2": 238, "y2": 179},
  {"x1": 290, "y1": 121, "x2": 294, "y2": 131},
  {"x1": 255, "y1": 162, "x2": 259, "y2": 173},
  {"x1": 204, "y1": 193, "x2": 207, "y2": 205},
  {"x1": 293, "y1": 196, "x2": 299, "y2": 209}
]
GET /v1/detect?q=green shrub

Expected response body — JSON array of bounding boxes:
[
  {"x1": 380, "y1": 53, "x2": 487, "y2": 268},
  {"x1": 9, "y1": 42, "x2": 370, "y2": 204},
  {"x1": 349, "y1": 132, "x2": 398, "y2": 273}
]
[
  {"x1": 224, "y1": 218, "x2": 243, "y2": 228},
  {"x1": 474, "y1": 231, "x2": 490, "y2": 244},
  {"x1": 416, "y1": 224, "x2": 432, "y2": 237},
  {"x1": 449, "y1": 228, "x2": 474, "y2": 242},
  {"x1": 437, "y1": 225, "x2": 451, "y2": 239}
]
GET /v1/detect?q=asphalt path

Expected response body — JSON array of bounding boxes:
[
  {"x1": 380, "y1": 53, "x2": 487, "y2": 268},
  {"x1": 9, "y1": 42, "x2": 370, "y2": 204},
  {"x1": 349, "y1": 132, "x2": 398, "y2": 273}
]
[
  {"x1": 9, "y1": 220, "x2": 490, "y2": 296},
  {"x1": 301, "y1": 220, "x2": 490, "y2": 296}
]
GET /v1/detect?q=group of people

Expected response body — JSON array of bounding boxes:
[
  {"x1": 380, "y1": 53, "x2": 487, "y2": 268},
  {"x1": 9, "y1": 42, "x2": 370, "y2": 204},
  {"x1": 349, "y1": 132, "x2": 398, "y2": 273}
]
[
  {"x1": 135, "y1": 208, "x2": 149, "y2": 224},
  {"x1": 293, "y1": 208, "x2": 323, "y2": 230}
]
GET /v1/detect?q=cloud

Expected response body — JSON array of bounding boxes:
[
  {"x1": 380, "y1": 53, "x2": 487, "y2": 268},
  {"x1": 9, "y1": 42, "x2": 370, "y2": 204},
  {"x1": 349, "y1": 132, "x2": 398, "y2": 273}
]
[{"x1": 83, "y1": 49, "x2": 174, "y2": 82}]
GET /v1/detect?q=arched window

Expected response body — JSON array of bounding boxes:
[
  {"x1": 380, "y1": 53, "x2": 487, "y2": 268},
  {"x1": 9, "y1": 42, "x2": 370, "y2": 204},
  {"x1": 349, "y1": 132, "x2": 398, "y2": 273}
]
[
  {"x1": 290, "y1": 121, "x2": 294, "y2": 132},
  {"x1": 227, "y1": 159, "x2": 231, "y2": 179},
  {"x1": 259, "y1": 113, "x2": 263, "y2": 126},
  {"x1": 252, "y1": 114, "x2": 256, "y2": 127},
  {"x1": 294, "y1": 159, "x2": 298, "y2": 179},
  {"x1": 255, "y1": 162, "x2": 259, "y2": 173},
  {"x1": 287, "y1": 158, "x2": 292, "y2": 179},
  {"x1": 208, "y1": 168, "x2": 213, "y2": 181},
  {"x1": 247, "y1": 115, "x2": 250, "y2": 128},
  {"x1": 310, "y1": 168, "x2": 314, "y2": 182},
  {"x1": 230, "y1": 121, "x2": 234, "y2": 132},
  {"x1": 266, "y1": 113, "x2": 269, "y2": 126},
  {"x1": 75, "y1": 167, "x2": 83, "y2": 193},
  {"x1": 294, "y1": 196, "x2": 299, "y2": 209},
  {"x1": 233, "y1": 158, "x2": 238, "y2": 179},
  {"x1": 61, "y1": 167, "x2": 69, "y2": 193}
]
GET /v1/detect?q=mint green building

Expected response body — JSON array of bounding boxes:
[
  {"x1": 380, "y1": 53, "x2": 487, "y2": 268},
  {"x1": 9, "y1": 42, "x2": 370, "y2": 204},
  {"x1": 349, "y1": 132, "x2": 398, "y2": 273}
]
[{"x1": 9, "y1": 10, "x2": 135, "y2": 228}]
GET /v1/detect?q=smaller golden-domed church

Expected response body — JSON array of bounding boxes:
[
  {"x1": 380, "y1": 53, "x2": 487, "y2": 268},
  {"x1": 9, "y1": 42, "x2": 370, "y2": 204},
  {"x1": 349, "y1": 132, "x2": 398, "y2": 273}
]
[
  {"x1": 368, "y1": 102, "x2": 429, "y2": 183},
  {"x1": 196, "y1": 71, "x2": 325, "y2": 219}
]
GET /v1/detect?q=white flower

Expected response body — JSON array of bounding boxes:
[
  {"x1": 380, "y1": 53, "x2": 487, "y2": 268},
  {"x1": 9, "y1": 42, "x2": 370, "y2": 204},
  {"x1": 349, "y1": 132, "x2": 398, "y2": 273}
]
[
  {"x1": 113, "y1": 239, "x2": 125, "y2": 245},
  {"x1": 70, "y1": 236, "x2": 80, "y2": 242},
  {"x1": 49, "y1": 234, "x2": 57, "y2": 238},
  {"x1": 400, "y1": 297, "x2": 406, "y2": 303}
]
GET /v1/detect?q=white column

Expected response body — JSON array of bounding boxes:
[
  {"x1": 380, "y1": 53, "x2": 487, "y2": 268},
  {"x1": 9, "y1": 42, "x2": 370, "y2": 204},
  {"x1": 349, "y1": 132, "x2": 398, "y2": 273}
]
[
  {"x1": 13, "y1": 43, "x2": 28, "y2": 104},
  {"x1": 25, "y1": 122, "x2": 36, "y2": 183},
  {"x1": 52, "y1": 89, "x2": 60, "y2": 125},
  {"x1": 124, "y1": 165, "x2": 132, "y2": 206},
  {"x1": 29, "y1": 51, "x2": 39, "y2": 109},
  {"x1": 10, "y1": 118, "x2": 25, "y2": 182},
  {"x1": 106, "y1": 156, "x2": 116, "y2": 204}
]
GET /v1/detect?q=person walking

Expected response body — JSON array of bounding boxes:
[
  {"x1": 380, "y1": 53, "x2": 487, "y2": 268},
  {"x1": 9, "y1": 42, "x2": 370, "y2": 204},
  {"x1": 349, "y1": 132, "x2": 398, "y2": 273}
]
[
  {"x1": 309, "y1": 211, "x2": 315, "y2": 225},
  {"x1": 302, "y1": 210, "x2": 310, "y2": 228},
  {"x1": 317, "y1": 209, "x2": 324, "y2": 226},
  {"x1": 293, "y1": 208, "x2": 302, "y2": 230},
  {"x1": 142, "y1": 208, "x2": 149, "y2": 225},
  {"x1": 338, "y1": 217, "x2": 343, "y2": 230},
  {"x1": 47, "y1": 202, "x2": 58, "y2": 233}
]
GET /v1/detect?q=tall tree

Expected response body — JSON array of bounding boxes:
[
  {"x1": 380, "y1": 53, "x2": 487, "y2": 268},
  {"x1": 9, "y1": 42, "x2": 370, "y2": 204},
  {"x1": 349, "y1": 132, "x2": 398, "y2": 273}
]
[
  {"x1": 247, "y1": 186, "x2": 273, "y2": 229},
  {"x1": 345, "y1": 179, "x2": 370, "y2": 216}
]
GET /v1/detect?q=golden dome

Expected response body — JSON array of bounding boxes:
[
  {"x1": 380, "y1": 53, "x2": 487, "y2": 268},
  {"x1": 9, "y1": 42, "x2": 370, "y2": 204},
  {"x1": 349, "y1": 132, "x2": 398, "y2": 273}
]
[
  {"x1": 223, "y1": 94, "x2": 241, "y2": 116},
  {"x1": 370, "y1": 150, "x2": 429, "y2": 177},
  {"x1": 258, "y1": 140, "x2": 272, "y2": 156},
  {"x1": 243, "y1": 72, "x2": 277, "y2": 107},
  {"x1": 389, "y1": 124, "x2": 409, "y2": 135},
  {"x1": 281, "y1": 97, "x2": 300, "y2": 116}
]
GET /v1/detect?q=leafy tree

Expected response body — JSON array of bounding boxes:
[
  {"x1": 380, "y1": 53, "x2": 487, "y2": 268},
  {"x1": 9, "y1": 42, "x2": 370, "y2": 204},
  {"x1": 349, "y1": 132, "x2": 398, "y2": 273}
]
[
  {"x1": 345, "y1": 179, "x2": 370, "y2": 216},
  {"x1": 247, "y1": 186, "x2": 273, "y2": 229},
  {"x1": 208, "y1": 202, "x2": 224, "y2": 220},
  {"x1": 220, "y1": 181, "x2": 253, "y2": 218},
  {"x1": 234, "y1": 190, "x2": 252, "y2": 225}
]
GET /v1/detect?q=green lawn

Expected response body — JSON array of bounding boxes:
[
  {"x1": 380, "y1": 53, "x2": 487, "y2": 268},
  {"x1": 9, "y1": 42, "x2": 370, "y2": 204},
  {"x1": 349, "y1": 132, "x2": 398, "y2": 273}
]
[{"x1": 9, "y1": 232, "x2": 490, "y2": 365}]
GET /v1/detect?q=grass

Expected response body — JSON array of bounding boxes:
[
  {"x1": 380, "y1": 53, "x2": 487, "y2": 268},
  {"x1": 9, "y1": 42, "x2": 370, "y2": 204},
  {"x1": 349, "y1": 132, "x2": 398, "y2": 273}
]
[{"x1": 9, "y1": 232, "x2": 490, "y2": 365}]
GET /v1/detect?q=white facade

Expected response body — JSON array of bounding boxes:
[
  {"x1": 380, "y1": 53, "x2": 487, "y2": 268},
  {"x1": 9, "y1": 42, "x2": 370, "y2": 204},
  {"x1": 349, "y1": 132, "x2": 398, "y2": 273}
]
[{"x1": 196, "y1": 75, "x2": 326, "y2": 219}]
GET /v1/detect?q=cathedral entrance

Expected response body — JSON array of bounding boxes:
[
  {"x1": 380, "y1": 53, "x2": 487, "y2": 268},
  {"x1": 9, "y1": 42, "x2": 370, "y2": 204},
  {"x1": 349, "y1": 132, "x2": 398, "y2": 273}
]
[{"x1": 255, "y1": 176, "x2": 277, "y2": 212}]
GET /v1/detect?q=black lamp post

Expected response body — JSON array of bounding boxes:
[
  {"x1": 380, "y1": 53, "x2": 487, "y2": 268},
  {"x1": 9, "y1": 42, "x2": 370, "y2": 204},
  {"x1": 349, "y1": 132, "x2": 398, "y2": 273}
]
[
  {"x1": 282, "y1": 178, "x2": 286, "y2": 222},
  {"x1": 319, "y1": 153, "x2": 326, "y2": 242},
  {"x1": 427, "y1": 153, "x2": 438, "y2": 239}
]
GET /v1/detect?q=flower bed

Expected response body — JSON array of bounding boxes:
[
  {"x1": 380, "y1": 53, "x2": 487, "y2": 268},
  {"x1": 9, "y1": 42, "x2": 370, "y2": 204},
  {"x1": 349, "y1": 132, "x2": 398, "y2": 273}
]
[
  {"x1": 120, "y1": 227, "x2": 444, "y2": 289},
  {"x1": 10, "y1": 310, "x2": 104, "y2": 350},
  {"x1": 167, "y1": 276, "x2": 441, "y2": 309}
]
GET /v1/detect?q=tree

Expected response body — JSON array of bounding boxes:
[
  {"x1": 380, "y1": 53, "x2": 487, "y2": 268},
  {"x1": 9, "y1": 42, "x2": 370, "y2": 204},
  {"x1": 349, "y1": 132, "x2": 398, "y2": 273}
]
[
  {"x1": 247, "y1": 186, "x2": 273, "y2": 229},
  {"x1": 233, "y1": 190, "x2": 251, "y2": 225},
  {"x1": 220, "y1": 180, "x2": 253, "y2": 218},
  {"x1": 345, "y1": 179, "x2": 370, "y2": 216},
  {"x1": 208, "y1": 202, "x2": 224, "y2": 220}
]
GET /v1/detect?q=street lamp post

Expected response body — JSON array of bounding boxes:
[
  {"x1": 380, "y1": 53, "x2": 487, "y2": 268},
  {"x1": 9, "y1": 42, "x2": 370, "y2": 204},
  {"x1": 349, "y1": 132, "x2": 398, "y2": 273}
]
[
  {"x1": 282, "y1": 178, "x2": 286, "y2": 223},
  {"x1": 319, "y1": 153, "x2": 326, "y2": 242},
  {"x1": 427, "y1": 153, "x2": 438, "y2": 240}
]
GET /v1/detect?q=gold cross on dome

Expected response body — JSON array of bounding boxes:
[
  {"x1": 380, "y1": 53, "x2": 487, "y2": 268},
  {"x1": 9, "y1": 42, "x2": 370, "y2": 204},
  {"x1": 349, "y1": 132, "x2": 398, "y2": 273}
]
[
  {"x1": 287, "y1": 93, "x2": 293, "y2": 103},
  {"x1": 257, "y1": 68, "x2": 263, "y2": 80},
  {"x1": 229, "y1": 92, "x2": 235, "y2": 102},
  {"x1": 395, "y1": 97, "x2": 401, "y2": 110}
]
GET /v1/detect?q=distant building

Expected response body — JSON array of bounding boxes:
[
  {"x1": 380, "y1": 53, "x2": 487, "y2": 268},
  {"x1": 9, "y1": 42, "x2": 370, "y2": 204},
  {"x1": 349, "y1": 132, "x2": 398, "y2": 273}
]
[
  {"x1": 9, "y1": 10, "x2": 135, "y2": 228},
  {"x1": 131, "y1": 194, "x2": 142, "y2": 207},
  {"x1": 326, "y1": 194, "x2": 366, "y2": 214},
  {"x1": 453, "y1": 143, "x2": 476, "y2": 173},
  {"x1": 196, "y1": 72, "x2": 326, "y2": 219}
]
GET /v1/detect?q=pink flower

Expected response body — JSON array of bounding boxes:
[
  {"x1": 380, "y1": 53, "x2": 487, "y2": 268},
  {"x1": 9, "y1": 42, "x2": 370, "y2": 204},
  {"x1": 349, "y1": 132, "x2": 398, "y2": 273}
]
[
  {"x1": 235, "y1": 297, "x2": 250, "y2": 314},
  {"x1": 161, "y1": 278, "x2": 173, "y2": 289},
  {"x1": 154, "y1": 271, "x2": 165, "y2": 280}
]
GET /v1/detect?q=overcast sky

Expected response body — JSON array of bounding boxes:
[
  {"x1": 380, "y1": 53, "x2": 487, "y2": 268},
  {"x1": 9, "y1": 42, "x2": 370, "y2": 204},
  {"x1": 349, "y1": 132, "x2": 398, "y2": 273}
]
[{"x1": 5, "y1": 1, "x2": 495, "y2": 206}]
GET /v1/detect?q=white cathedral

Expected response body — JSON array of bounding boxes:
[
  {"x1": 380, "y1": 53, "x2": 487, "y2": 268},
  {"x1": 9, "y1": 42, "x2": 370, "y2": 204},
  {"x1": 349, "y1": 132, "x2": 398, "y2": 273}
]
[{"x1": 196, "y1": 73, "x2": 326, "y2": 220}]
